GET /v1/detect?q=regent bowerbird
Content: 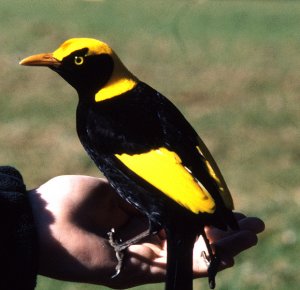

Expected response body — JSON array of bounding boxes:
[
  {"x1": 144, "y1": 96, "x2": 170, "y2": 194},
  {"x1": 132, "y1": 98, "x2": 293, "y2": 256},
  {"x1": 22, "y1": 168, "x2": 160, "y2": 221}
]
[{"x1": 20, "y1": 38, "x2": 239, "y2": 290}]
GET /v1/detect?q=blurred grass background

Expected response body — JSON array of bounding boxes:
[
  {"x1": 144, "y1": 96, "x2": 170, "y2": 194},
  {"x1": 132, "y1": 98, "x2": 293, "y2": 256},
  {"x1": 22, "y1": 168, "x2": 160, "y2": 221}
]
[{"x1": 0, "y1": 0, "x2": 299, "y2": 289}]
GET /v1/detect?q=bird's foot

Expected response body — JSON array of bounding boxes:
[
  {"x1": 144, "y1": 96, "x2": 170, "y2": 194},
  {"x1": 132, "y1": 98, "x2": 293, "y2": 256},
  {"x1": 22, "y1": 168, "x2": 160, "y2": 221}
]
[
  {"x1": 107, "y1": 228, "x2": 125, "y2": 278},
  {"x1": 201, "y1": 250, "x2": 220, "y2": 289},
  {"x1": 107, "y1": 227, "x2": 152, "y2": 278}
]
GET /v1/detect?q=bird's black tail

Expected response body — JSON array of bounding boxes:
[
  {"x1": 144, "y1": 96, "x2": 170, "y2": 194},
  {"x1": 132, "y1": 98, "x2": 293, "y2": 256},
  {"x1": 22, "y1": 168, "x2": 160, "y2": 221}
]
[{"x1": 165, "y1": 228, "x2": 196, "y2": 290}]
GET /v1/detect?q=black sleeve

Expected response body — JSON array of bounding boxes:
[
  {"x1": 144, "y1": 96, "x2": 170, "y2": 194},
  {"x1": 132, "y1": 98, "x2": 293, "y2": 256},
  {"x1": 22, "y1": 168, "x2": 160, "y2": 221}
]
[{"x1": 0, "y1": 166, "x2": 38, "y2": 290}]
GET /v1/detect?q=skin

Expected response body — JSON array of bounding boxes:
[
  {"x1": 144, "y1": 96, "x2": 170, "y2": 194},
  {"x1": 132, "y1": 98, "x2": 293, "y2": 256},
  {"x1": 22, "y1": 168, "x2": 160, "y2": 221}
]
[{"x1": 28, "y1": 175, "x2": 265, "y2": 289}]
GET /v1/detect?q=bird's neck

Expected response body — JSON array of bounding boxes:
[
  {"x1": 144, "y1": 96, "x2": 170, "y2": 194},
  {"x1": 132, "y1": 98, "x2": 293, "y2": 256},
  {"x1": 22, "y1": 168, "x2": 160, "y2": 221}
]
[{"x1": 95, "y1": 57, "x2": 138, "y2": 102}]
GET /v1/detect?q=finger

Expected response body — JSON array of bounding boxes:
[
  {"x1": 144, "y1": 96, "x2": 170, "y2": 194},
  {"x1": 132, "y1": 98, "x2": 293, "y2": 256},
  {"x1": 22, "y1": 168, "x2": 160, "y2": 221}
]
[
  {"x1": 215, "y1": 230, "x2": 258, "y2": 259},
  {"x1": 233, "y1": 212, "x2": 246, "y2": 220},
  {"x1": 206, "y1": 216, "x2": 265, "y2": 242},
  {"x1": 157, "y1": 229, "x2": 166, "y2": 240},
  {"x1": 192, "y1": 236, "x2": 235, "y2": 277},
  {"x1": 124, "y1": 244, "x2": 166, "y2": 285},
  {"x1": 128, "y1": 242, "x2": 164, "y2": 259},
  {"x1": 218, "y1": 256, "x2": 235, "y2": 270},
  {"x1": 238, "y1": 217, "x2": 265, "y2": 234}
]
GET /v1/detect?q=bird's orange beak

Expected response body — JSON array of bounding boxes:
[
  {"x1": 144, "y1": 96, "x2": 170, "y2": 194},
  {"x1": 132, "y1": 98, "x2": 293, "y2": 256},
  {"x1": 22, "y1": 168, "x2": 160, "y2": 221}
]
[{"x1": 19, "y1": 53, "x2": 61, "y2": 67}]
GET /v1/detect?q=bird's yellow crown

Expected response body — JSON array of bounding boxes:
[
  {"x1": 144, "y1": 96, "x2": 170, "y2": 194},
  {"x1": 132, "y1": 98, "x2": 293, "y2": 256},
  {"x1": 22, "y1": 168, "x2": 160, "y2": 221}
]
[{"x1": 52, "y1": 38, "x2": 113, "y2": 61}]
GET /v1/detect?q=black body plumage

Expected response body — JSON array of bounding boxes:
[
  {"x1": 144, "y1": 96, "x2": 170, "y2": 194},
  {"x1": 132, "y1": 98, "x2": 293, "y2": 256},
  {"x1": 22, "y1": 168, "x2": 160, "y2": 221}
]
[
  {"x1": 76, "y1": 82, "x2": 238, "y2": 289},
  {"x1": 77, "y1": 83, "x2": 235, "y2": 227}
]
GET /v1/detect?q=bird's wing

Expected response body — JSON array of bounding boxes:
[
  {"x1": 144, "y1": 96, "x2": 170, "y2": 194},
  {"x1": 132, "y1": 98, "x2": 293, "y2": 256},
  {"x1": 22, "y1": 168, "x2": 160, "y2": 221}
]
[
  {"x1": 194, "y1": 136, "x2": 234, "y2": 210},
  {"x1": 86, "y1": 83, "x2": 234, "y2": 213},
  {"x1": 154, "y1": 89, "x2": 235, "y2": 211},
  {"x1": 115, "y1": 147, "x2": 216, "y2": 214}
]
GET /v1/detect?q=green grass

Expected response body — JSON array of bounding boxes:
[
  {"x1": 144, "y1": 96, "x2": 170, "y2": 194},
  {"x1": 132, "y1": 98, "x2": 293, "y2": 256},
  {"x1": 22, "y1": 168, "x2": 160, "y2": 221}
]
[{"x1": 1, "y1": 0, "x2": 299, "y2": 289}]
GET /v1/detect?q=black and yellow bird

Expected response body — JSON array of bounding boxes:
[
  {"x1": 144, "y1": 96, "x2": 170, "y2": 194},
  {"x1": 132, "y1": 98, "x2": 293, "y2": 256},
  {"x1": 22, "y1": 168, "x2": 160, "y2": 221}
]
[{"x1": 20, "y1": 38, "x2": 238, "y2": 290}]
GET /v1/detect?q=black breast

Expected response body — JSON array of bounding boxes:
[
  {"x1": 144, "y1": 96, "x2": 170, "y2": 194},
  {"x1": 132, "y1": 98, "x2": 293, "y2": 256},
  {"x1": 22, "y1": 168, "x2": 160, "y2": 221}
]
[{"x1": 76, "y1": 84, "x2": 165, "y2": 155}]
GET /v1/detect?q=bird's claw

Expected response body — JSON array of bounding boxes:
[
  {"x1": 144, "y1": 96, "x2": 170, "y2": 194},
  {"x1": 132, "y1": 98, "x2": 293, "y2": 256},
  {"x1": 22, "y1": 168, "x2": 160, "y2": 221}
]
[
  {"x1": 201, "y1": 250, "x2": 220, "y2": 289},
  {"x1": 107, "y1": 228, "x2": 125, "y2": 278},
  {"x1": 201, "y1": 250, "x2": 211, "y2": 266}
]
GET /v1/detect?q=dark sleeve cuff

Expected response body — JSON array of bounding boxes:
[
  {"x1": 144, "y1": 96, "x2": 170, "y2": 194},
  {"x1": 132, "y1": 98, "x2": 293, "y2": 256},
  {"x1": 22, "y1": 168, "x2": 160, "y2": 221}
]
[{"x1": 0, "y1": 166, "x2": 38, "y2": 290}]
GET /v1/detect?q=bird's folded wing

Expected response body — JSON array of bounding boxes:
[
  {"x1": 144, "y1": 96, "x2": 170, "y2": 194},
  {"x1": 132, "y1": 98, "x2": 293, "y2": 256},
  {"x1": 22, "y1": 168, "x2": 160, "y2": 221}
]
[
  {"x1": 115, "y1": 147, "x2": 216, "y2": 214},
  {"x1": 195, "y1": 137, "x2": 234, "y2": 210}
]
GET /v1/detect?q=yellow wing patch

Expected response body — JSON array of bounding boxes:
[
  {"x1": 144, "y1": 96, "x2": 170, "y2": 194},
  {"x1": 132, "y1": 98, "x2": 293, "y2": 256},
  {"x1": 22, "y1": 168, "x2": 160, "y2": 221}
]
[{"x1": 115, "y1": 147, "x2": 216, "y2": 214}]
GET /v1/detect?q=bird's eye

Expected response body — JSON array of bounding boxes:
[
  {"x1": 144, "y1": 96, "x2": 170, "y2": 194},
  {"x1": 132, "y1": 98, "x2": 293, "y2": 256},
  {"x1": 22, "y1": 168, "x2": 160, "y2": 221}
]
[{"x1": 74, "y1": 56, "x2": 84, "y2": 65}]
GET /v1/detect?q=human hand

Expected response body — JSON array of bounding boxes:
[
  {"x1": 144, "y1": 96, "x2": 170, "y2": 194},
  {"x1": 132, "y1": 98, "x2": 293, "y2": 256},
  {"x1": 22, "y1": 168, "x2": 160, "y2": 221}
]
[
  {"x1": 28, "y1": 175, "x2": 264, "y2": 289},
  {"x1": 120, "y1": 213, "x2": 265, "y2": 288}
]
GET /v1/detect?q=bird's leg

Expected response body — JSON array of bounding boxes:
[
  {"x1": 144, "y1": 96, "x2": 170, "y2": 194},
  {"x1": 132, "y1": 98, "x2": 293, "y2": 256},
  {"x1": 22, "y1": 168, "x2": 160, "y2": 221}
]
[
  {"x1": 107, "y1": 227, "x2": 152, "y2": 278},
  {"x1": 107, "y1": 228, "x2": 125, "y2": 278},
  {"x1": 201, "y1": 231, "x2": 220, "y2": 289}
]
